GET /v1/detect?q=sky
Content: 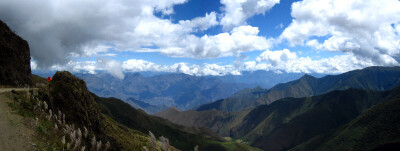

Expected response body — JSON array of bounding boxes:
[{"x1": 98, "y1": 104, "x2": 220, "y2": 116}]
[{"x1": 0, "y1": 0, "x2": 399, "y2": 79}]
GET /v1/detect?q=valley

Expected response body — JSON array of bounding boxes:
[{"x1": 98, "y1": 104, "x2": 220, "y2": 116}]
[
  {"x1": 157, "y1": 66, "x2": 400, "y2": 151},
  {"x1": 75, "y1": 71, "x2": 317, "y2": 114}
]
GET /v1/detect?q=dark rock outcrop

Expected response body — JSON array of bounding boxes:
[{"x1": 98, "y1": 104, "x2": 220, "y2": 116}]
[
  {"x1": 44, "y1": 71, "x2": 118, "y2": 150},
  {"x1": 48, "y1": 71, "x2": 103, "y2": 134},
  {"x1": 0, "y1": 20, "x2": 32, "y2": 86}
]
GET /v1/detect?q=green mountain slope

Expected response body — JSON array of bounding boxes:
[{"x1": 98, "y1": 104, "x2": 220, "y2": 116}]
[
  {"x1": 32, "y1": 71, "x2": 259, "y2": 151},
  {"x1": 238, "y1": 85, "x2": 400, "y2": 151},
  {"x1": 161, "y1": 82, "x2": 400, "y2": 151},
  {"x1": 293, "y1": 96, "x2": 400, "y2": 151},
  {"x1": 196, "y1": 86, "x2": 268, "y2": 112},
  {"x1": 94, "y1": 95, "x2": 222, "y2": 150},
  {"x1": 94, "y1": 93, "x2": 261, "y2": 151},
  {"x1": 29, "y1": 71, "x2": 156, "y2": 150},
  {"x1": 155, "y1": 107, "x2": 251, "y2": 136}
]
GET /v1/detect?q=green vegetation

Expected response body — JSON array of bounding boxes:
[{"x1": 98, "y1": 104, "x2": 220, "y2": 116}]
[
  {"x1": 94, "y1": 94, "x2": 259, "y2": 151},
  {"x1": 151, "y1": 67, "x2": 400, "y2": 151},
  {"x1": 6, "y1": 72, "x2": 255, "y2": 151},
  {"x1": 6, "y1": 73, "x2": 168, "y2": 151},
  {"x1": 31, "y1": 74, "x2": 49, "y2": 87},
  {"x1": 315, "y1": 98, "x2": 400, "y2": 151},
  {"x1": 196, "y1": 86, "x2": 268, "y2": 112},
  {"x1": 219, "y1": 141, "x2": 261, "y2": 151},
  {"x1": 228, "y1": 86, "x2": 400, "y2": 151},
  {"x1": 7, "y1": 90, "x2": 65, "y2": 151},
  {"x1": 6, "y1": 89, "x2": 178, "y2": 151}
]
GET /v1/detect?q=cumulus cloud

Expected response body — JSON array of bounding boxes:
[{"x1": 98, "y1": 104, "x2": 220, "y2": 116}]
[
  {"x1": 0, "y1": 0, "x2": 275, "y2": 69},
  {"x1": 251, "y1": 48, "x2": 377, "y2": 74},
  {"x1": 122, "y1": 59, "x2": 241, "y2": 76},
  {"x1": 178, "y1": 12, "x2": 219, "y2": 31},
  {"x1": 5, "y1": 0, "x2": 396, "y2": 76},
  {"x1": 122, "y1": 59, "x2": 164, "y2": 72},
  {"x1": 36, "y1": 60, "x2": 98, "y2": 74},
  {"x1": 40, "y1": 47, "x2": 378, "y2": 77},
  {"x1": 155, "y1": 25, "x2": 272, "y2": 58},
  {"x1": 220, "y1": 0, "x2": 280, "y2": 30},
  {"x1": 0, "y1": 0, "x2": 227, "y2": 68},
  {"x1": 97, "y1": 58, "x2": 125, "y2": 79},
  {"x1": 256, "y1": 49, "x2": 297, "y2": 65},
  {"x1": 280, "y1": 0, "x2": 400, "y2": 65},
  {"x1": 30, "y1": 61, "x2": 38, "y2": 71}
]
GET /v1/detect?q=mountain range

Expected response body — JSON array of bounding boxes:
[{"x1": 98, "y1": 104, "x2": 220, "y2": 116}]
[
  {"x1": 75, "y1": 71, "x2": 321, "y2": 113},
  {"x1": 34, "y1": 66, "x2": 325, "y2": 114},
  {"x1": 157, "y1": 66, "x2": 400, "y2": 151},
  {"x1": 158, "y1": 81, "x2": 400, "y2": 151},
  {"x1": 75, "y1": 72, "x2": 250, "y2": 113},
  {"x1": 196, "y1": 66, "x2": 400, "y2": 112}
]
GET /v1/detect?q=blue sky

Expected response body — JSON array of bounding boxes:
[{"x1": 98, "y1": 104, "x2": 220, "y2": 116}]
[{"x1": 1, "y1": 0, "x2": 399, "y2": 78}]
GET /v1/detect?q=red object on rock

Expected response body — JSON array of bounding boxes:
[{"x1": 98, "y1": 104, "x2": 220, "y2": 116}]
[{"x1": 47, "y1": 77, "x2": 51, "y2": 82}]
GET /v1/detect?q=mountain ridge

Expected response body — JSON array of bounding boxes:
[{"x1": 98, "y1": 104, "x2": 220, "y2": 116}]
[
  {"x1": 76, "y1": 72, "x2": 251, "y2": 113},
  {"x1": 196, "y1": 66, "x2": 400, "y2": 112}
]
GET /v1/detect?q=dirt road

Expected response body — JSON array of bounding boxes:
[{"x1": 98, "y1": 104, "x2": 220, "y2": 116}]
[{"x1": 0, "y1": 88, "x2": 35, "y2": 150}]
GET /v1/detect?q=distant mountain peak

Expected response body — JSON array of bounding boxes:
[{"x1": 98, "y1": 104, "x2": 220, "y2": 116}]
[
  {"x1": 196, "y1": 66, "x2": 400, "y2": 112},
  {"x1": 300, "y1": 74, "x2": 316, "y2": 80}
]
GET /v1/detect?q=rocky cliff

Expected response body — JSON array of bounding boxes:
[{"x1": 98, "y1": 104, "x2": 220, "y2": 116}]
[{"x1": 0, "y1": 20, "x2": 32, "y2": 86}]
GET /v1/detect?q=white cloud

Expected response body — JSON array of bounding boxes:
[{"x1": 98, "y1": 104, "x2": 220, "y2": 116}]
[
  {"x1": 120, "y1": 48, "x2": 377, "y2": 76},
  {"x1": 44, "y1": 61, "x2": 98, "y2": 74},
  {"x1": 280, "y1": 0, "x2": 400, "y2": 66},
  {"x1": 34, "y1": 47, "x2": 379, "y2": 77},
  {"x1": 156, "y1": 25, "x2": 272, "y2": 58},
  {"x1": 9, "y1": 0, "x2": 397, "y2": 76},
  {"x1": 82, "y1": 45, "x2": 113, "y2": 56},
  {"x1": 30, "y1": 61, "x2": 37, "y2": 70},
  {"x1": 122, "y1": 59, "x2": 163, "y2": 72},
  {"x1": 220, "y1": 0, "x2": 280, "y2": 30},
  {"x1": 97, "y1": 58, "x2": 125, "y2": 79},
  {"x1": 274, "y1": 23, "x2": 284, "y2": 29},
  {"x1": 251, "y1": 48, "x2": 377, "y2": 74},
  {"x1": 242, "y1": 61, "x2": 270, "y2": 71},
  {"x1": 256, "y1": 49, "x2": 298, "y2": 65},
  {"x1": 0, "y1": 0, "x2": 278, "y2": 74},
  {"x1": 122, "y1": 59, "x2": 241, "y2": 76},
  {"x1": 179, "y1": 12, "x2": 219, "y2": 31},
  {"x1": 0, "y1": 0, "x2": 228, "y2": 69},
  {"x1": 153, "y1": 0, "x2": 187, "y2": 15}
]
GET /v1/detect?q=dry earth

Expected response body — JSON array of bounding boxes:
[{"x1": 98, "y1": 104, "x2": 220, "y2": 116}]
[{"x1": 0, "y1": 88, "x2": 36, "y2": 151}]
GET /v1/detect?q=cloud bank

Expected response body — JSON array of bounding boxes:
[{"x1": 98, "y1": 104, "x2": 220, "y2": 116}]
[
  {"x1": 220, "y1": 0, "x2": 280, "y2": 30},
  {"x1": 280, "y1": 0, "x2": 400, "y2": 66},
  {"x1": 3, "y1": 0, "x2": 400, "y2": 78},
  {"x1": 0, "y1": 0, "x2": 274, "y2": 69}
]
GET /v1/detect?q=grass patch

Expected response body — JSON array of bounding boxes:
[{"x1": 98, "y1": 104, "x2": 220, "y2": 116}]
[{"x1": 7, "y1": 91, "x2": 64, "y2": 151}]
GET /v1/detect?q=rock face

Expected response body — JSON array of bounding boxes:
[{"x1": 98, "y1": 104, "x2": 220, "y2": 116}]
[
  {"x1": 0, "y1": 20, "x2": 32, "y2": 86},
  {"x1": 49, "y1": 71, "x2": 102, "y2": 132}
]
